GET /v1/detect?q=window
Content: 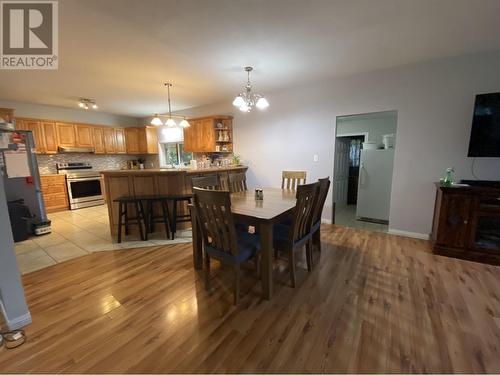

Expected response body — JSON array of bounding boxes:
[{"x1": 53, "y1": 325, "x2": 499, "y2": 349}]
[{"x1": 160, "y1": 142, "x2": 192, "y2": 166}]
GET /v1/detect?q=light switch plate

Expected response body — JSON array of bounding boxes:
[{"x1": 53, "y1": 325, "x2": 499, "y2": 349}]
[{"x1": 313, "y1": 154, "x2": 319, "y2": 162}]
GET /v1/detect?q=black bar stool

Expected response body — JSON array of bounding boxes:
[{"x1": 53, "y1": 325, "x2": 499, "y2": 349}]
[
  {"x1": 113, "y1": 196, "x2": 147, "y2": 243},
  {"x1": 141, "y1": 196, "x2": 171, "y2": 240},
  {"x1": 159, "y1": 194, "x2": 193, "y2": 240}
]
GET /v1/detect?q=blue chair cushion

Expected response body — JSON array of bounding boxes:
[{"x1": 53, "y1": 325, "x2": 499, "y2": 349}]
[
  {"x1": 205, "y1": 230, "x2": 261, "y2": 265},
  {"x1": 273, "y1": 223, "x2": 310, "y2": 250}
]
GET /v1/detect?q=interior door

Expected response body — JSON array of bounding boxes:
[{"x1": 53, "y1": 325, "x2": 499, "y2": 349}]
[{"x1": 333, "y1": 137, "x2": 350, "y2": 209}]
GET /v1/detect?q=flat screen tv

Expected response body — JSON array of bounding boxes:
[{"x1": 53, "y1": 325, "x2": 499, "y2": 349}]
[{"x1": 468, "y1": 92, "x2": 500, "y2": 157}]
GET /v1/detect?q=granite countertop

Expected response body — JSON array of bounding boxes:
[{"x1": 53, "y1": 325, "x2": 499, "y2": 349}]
[{"x1": 100, "y1": 165, "x2": 248, "y2": 175}]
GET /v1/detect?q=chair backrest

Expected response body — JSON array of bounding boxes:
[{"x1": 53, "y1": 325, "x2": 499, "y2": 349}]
[
  {"x1": 228, "y1": 172, "x2": 247, "y2": 193},
  {"x1": 312, "y1": 177, "x2": 331, "y2": 226},
  {"x1": 289, "y1": 182, "x2": 319, "y2": 244},
  {"x1": 192, "y1": 187, "x2": 238, "y2": 255},
  {"x1": 282, "y1": 170, "x2": 307, "y2": 190},
  {"x1": 192, "y1": 175, "x2": 219, "y2": 191}
]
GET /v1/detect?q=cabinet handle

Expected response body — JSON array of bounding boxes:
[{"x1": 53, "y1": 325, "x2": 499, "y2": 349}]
[{"x1": 464, "y1": 220, "x2": 468, "y2": 224}]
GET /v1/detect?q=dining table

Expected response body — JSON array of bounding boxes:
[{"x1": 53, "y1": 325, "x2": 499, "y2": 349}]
[{"x1": 190, "y1": 187, "x2": 297, "y2": 300}]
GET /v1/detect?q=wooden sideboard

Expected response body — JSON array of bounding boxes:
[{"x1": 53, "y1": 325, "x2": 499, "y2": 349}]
[{"x1": 431, "y1": 182, "x2": 500, "y2": 264}]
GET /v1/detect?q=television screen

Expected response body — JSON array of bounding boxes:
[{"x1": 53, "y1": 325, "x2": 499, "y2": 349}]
[{"x1": 468, "y1": 92, "x2": 500, "y2": 157}]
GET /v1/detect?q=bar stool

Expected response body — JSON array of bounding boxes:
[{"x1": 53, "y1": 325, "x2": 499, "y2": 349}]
[
  {"x1": 141, "y1": 196, "x2": 171, "y2": 240},
  {"x1": 164, "y1": 194, "x2": 193, "y2": 240},
  {"x1": 113, "y1": 196, "x2": 147, "y2": 243}
]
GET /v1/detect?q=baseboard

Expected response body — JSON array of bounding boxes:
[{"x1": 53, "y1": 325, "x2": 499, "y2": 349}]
[
  {"x1": 6, "y1": 312, "x2": 32, "y2": 330},
  {"x1": 388, "y1": 229, "x2": 430, "y2": 240},
  {"x1": 321, "y1": 218, "x2": 332, "y2": 224}
]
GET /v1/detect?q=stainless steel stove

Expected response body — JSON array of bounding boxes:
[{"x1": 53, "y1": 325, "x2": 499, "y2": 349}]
[{"x1": 57, "y1": 163, "x2": 104, "y2": 209}]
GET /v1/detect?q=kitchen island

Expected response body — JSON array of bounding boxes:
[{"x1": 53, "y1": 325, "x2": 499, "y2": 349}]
[{"x1": 100, "y1": 166, "x2": 248, "y2": 237}]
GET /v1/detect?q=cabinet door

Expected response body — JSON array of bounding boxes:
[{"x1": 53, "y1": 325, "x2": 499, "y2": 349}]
[
  {"x1": 145, "y1": 126, "x2": 159, "y2": 154},
  {"x1": 183, "y1": 120, "x2": 198, "y2": 152},
  {"x1": 56, "y1": 122, "x2": 76, "y2": 147},
  {"x1": 125, "y1": 128, "x2": 140, "y2": 154},
  {"x1": 92, "y1": 127, "x2": 105, "y2": 154},
  {"x1": 436, "y1": 194, "x2": 472, "y2": 248},
  {"x1": 75, "y1": 124, "x2": 93, "y2": 147},
  {"x1": 199, "y1": 119, "x2": 215, "y2": 152},
  {"x1": 115, "y1": 128, "x2": 126, "y2": 154},
  {"x1": 17, "y1": 119, "x2": 46, "y2": 153},
  {"x1": 41, "y1": 121, "x2": 58, "y2": 154},
  {"x1": 103, "y1": 127, "x2": 116, "y2": 153}
]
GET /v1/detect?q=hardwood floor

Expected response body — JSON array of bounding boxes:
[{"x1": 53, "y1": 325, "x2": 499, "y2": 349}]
[{"x1": 1, "y1": 225, "x2": 499, "y2": 373}]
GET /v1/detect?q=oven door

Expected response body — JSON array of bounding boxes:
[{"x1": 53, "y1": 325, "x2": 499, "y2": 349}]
[{"x1": 67, "y1": 177, "x2": 103, "y2": 203}]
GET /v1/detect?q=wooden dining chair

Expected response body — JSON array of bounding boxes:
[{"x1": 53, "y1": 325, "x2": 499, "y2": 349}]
[
  {"x1": 192, "y1": 187, "x2": 261, "y2": 304},
  {"x1": 228, "y1": 172, "x2": 247, "y2": 193},
  {"x1": 273, "y1": 181, "x2": 319, "y2": 287},
  {"x1": 191, "y1": 174, "x2": 219, "y2": 190},
  {"x1": 311, "y1": 177, "x2": 331, "y2": 254},
  {"x1": 281, "y1": 171, "x2": 307, "y2": 190}
]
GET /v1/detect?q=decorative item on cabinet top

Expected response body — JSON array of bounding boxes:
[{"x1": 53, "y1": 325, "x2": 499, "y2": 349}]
[
  {"x1": 183, "y1": 115, "x2": 233, "y2": 153},
  {"x1": 14, "y1": 117, "x2": 158, "y2": 155}
]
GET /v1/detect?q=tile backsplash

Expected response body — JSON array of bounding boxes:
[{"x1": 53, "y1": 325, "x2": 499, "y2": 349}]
[{"x1": 37, "y1": 153, "x2": 160, "y2": 174}]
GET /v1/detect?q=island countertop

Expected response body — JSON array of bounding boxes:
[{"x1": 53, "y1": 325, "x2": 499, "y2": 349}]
[
  {"x1": 101, "y1": 165, "x2": 248, "y2": 237},
  {"x1": 100, "y1": 165, "x2": 248, "y2": 176}
]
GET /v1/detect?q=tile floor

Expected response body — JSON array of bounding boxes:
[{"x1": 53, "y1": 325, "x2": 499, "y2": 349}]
[
  {"x1": 14, "y1": 205, "x2": 192, "y2": 274},
  {"x1": 334, "y1": 204, "x2": 388, "y2": 233}
]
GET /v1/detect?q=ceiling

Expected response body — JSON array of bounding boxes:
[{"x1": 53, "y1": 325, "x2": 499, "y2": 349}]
[{"x1": 1, "y1": 0, "x2": 500, "y2": 117}]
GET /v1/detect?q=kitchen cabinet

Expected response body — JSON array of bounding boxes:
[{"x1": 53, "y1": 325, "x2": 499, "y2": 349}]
[
  {"x1": 56, "y1": 122, "x2": 77, "y2": 147},
  {"x1": 184, "y1": 116, "x2": 232, "y2": 153},
  {"x1": 75, "y1": 124, "x2": 93, "y2": 147},
  {"x1": 115, "y1": 128, "x2": 127, "y2": 154},
  {"x1": 103, "y1": 127, "x2": 116, "y2": 153},
  {"x1": 144, "y1": 126, "x2": 159, "y2": 154},
  {"x1": 125, "y1": 128, "x2": 141, "y2": 154},
  {"x1": 125, "y1": 126, "x2": 159, "y2": 154},
  {"x1": 41, "y1": 121, "x2": 58, "y2": 154},
  {"x1": 40, "y1": 175, "x2": 69, "y2": 213},
  {"x1": 16, "y1": 118, "x2": 44, "y2": 153},
  {"x1": 92, "y1": 127, "x2": 105, "y2": 154}
]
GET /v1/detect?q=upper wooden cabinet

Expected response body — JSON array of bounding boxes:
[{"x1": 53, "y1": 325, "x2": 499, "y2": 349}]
[
  {"x1": 16, "y1": 115, "x2": 157, "y2": 156},
  {"x1": 56, "y1": 122, "x2": 77, "y2": 147},
  {"x1": 125, "y1": 127, "x2": 159, "y2": 154},
  {"x1": 92, "y1": 127, "x2": 105, "y2": 154},
  {"x1": 40, "y1": 121, "x2": 58, "y2": 154},
  {"x1": 115, "y1": 128, "x2": 127, "y2": 154},
  {"x1": 103, "y1": 127, "x2": 116, "y2": 153},
  {"x1": 184, "y1": 116, "x2": 232, "y2": 153},
  {"x1": 15, "y1": 118, "x2": 57, "y2": 154},
  {"x1": 75, "y1": 124, "x2": 93, "y2": 147}
]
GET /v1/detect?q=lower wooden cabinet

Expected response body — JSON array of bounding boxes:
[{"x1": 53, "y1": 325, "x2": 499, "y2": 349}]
[
  {"x1": 431, "y1": 183, "x2": 500, "y2": 265},
  {"x1": 40, "y1": 175, "x2": 69, "y2": 213}
]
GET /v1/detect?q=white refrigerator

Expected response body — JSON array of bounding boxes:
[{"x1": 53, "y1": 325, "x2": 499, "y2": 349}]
[{"x1": 356, "y1": 149, "x2": 395, "y2": 223}]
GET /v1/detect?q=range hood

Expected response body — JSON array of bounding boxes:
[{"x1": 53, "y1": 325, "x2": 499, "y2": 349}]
[{"x1": 58, "y1": 146, "x2": 95, "y2": 153}]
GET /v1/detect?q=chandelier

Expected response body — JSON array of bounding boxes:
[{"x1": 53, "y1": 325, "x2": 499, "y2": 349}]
[
  {"x1": 232, "y1": 67, "x2": 269, "y2": 112},
  {"x1": 78, "y1": 98, "x2": 98, "y2": 110},
  {"x1": 151, "y1": 83, "x2": 190, "y2": 128}
]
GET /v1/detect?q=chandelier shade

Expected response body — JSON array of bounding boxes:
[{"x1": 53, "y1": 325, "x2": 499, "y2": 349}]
[
  {"x1": 151, "y1": 115, "x2": 163, "y2": 126},
  {"x1": 232, "y1": 66, "x2": 269, "y2": 112}
]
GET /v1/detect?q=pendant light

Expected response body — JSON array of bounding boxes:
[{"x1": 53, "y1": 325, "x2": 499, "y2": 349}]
[
  {"x1": 150, "y1": 83, "x2": 190, "y2": 128},
  {"x1": 232, "y1": 67, "x2": 269, "y2": 112}
]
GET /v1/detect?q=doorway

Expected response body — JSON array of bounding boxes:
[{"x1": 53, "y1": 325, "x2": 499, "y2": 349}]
[{"x1": 333, "y1": 111, "x2": 398, "y2": 233}]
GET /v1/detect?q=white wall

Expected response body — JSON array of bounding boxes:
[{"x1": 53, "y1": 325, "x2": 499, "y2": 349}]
[
  {"x1": 0, "y1": 99, "x2": 139, "y2": 127},
  {"x1": 336, "y1": 111, "x2": 397, "y2": 146},
  {"x1": 176, "y1": 51, "x2": 500, "y2": 238}
]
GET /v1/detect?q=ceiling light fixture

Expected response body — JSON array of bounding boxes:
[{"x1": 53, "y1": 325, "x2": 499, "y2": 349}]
[
  {"x1": 150, "y1": 83, "x2": 190, "y2": 128},
  {"x1": 78, "y1": 98, "x2": 98, "y2": 110},
  {"x1": 232, "y1": 66, "x2": 269, "y2": 112}
]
